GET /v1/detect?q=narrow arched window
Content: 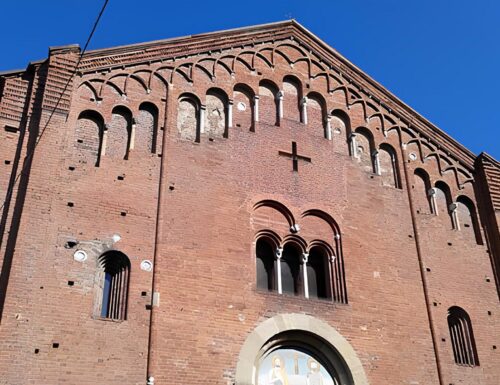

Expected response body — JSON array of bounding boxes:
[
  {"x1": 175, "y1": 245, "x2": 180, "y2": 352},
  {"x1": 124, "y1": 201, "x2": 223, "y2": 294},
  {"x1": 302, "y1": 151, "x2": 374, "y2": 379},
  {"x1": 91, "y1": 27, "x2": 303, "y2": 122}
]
[
  {"x1": 307, "y1": 246, "x2": 332, "y2": 299},
  {"x1": 137, "y1": 102, "x2": 159, "y2": 154},
  {"x1": 281, "y1": 242, "x2": 303, "y2": 295},
  {"x1": 447, "y1": 306, "x2": 479, "y2": 367},
  {"x1": 75, "y1": 110, "x2": 105, "y2": 167},
  {"x1": 354, "y1": 127, "x2": 375, "y2": 173},
  {"x1": 379, "y1": 144, "x2": 401, "y2": 189},
  {"x1": 233, "y1": 84, "x2": 254, "y2": 131},
  {"x1": 283, "y1": 75, "x2": 301, "y2": 122},
  {"x1": 256, "y1": 237, "x2": 276, "y2": 291},
  {"x1": 435, "y1": 181, "x2": 454, "y2": 228},
  {"x1": 456, "y1": 196, "x2": 483, "y2": 245},
  {"x1": 205, "y1": 88, "x2": 228, "y2": 139},
  {"x1": 414, "y1": 168, "x2": 433, "y2": 214},
  {"x1": 258, "y1": 80, "x2": 279, "y2": 126},
  {"x1": 109, "y1": 106, "x2": 133, "y2": 160},
  {"x1": 97, "y1": 251, "x2": 130, "y2": 320},
  {"x1": 331, "y1": 109, "x2": 351, "y2": 156},
  {"x1": 307, "y1": 92, "x2": 327, "y2": 139},
  {"x1": 177, "y1": 93, "x2": 201, "y2": 142}
]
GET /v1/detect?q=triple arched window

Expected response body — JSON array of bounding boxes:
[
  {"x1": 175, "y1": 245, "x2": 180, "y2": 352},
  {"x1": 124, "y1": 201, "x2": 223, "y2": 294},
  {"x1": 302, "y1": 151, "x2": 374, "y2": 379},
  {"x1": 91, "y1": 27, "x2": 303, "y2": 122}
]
[{"x1": 256, "y1": 235, "x2": 346, "y2": 303}]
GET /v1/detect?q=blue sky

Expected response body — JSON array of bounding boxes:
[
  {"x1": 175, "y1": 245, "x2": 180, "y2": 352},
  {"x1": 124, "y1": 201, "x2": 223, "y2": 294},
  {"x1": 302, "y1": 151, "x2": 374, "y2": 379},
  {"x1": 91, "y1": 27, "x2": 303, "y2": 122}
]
[{"x1": 1, "y1": 0, "x2": 498, "y2": 158}]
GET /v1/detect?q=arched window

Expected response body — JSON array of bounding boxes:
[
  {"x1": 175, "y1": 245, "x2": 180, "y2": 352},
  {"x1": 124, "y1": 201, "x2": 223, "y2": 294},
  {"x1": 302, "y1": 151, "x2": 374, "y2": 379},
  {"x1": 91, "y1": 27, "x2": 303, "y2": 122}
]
[
  {"x1": 354, "y1": 127, "x2": 375, "y2": 173},
  {"x1": 137, "y1": 102, "x2": 159, "y2": 154},
  {"x1": 256, "y1": 236, "x2": 277, "y2": 292},
  {"x1": 307, "y1": 92, "x2": 327, "y2": 138},
  {"x1": 307, "y1": 245, "x2": 332, "y2": 299},
  {"x1": 75, "y1": 110, "x2": 105, "y2": 167},
  {"x1": 259, "y1": 80, "x2": 279, "y2": 126},
  {"x1": 283, "y1": 75, "x2": 301, "y2": 122},
  {"x1": 379, "y1": 143, "x2": 401, "y2": 189},
  {"x1": 205, "y1": 88, "x2": 228, "y2": 139},
  {"x1": 253, "y1": 203, "x2": 345, "y2": 303},
  {"x1": 177, "y1": 93, "x2": 201, "y2": 142},
  {"x1": 434, "y1": 181, "x2": 454, "y2": 227},
  {"x1": 414, "y1": 168, "x2": 433, "y2": 214},
  {"x1": 233, "y1": 84, "x2": 254, "y2": 131},
  {"x1": 281, "y1": 242, "x2": 303, "y2": 296},
  {"x1": 108, "y1": 106, "x2": 133, "y2": 160},
  {"x1": 456, "y1": 196, "x2": 483, "y2": 245},
  {"x1": 331, "y1": 109, "x2": 351, "y2": 155},
  {"x1": 96, "y1": 251, "x2": 130, "y2": 320},
  {"x1": 447, "y1": 307, "x2": 479, "y2": 367}
]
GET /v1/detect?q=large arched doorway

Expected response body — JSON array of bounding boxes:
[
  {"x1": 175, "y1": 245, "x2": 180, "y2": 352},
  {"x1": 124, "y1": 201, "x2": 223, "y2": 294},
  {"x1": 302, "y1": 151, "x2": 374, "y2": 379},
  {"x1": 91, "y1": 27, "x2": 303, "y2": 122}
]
[
  {"x1": 257, "y1": 332, "x2": 348, "y2": 385},
  {"x1": 236, "y1": 314, "x2": 368, "y2": 385}
]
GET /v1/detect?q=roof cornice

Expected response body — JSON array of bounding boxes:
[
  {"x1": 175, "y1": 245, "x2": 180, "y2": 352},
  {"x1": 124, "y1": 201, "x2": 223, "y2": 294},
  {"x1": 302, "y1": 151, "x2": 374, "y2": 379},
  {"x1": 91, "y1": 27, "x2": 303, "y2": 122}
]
[
  {"x1": 76, "y1": 20, "x2": 480, "y2": 168},
  {"x1": 2, "y1": 20, "x2": 489, "y2": 168}
]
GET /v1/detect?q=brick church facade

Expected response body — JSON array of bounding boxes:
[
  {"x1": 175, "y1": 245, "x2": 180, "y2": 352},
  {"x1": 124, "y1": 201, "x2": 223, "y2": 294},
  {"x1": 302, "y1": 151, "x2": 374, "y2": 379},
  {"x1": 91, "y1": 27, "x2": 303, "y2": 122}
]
[{"x1": 0, "y1": 21, "x2": 498, "y2": 385}]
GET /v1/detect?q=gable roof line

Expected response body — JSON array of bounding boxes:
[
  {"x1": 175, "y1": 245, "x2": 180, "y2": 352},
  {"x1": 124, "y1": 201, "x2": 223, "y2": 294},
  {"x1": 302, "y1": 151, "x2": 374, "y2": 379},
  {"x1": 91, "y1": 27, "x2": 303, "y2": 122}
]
[
  {"x1": 287, "y1": 21, "x2": 479, "y2": 166},
  {"x1": 83, "y1": 20, "x2": 295, "y2": 57}
]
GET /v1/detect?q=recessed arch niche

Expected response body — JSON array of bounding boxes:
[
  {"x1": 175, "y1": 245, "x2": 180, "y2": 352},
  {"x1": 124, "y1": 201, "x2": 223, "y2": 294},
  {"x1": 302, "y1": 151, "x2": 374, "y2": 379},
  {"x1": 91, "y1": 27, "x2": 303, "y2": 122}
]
[{"x1": 235, "y1": 314, "x2": 368, "y2": 385}]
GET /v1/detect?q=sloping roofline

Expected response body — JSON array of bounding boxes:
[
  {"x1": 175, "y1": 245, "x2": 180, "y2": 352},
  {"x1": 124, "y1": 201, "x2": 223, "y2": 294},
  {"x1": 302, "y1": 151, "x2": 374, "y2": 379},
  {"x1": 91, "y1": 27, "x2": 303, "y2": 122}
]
[{"x1": 84, "y1": 20, "x2": 295, "y2": 55}]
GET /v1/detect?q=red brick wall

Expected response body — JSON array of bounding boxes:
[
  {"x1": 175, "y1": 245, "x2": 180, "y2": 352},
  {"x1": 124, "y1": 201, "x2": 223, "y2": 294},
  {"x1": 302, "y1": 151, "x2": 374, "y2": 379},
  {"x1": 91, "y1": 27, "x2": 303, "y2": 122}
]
[{"x1": 0, "y1": 26, "x2": 498, "y2": 385}]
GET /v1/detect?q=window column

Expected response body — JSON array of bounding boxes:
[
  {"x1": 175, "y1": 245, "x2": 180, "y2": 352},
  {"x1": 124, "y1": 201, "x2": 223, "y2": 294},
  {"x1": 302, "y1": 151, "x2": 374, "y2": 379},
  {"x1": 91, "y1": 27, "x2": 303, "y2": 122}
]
[
  {"x1": 199, "y1": 105, "x2": 206, "y2": 134},
  {"x1": 276, "y1": 247, "x2": 283, "y2": 294},
  {"x1": 301, "y1": 96, "x2": 308, "y2": 125},
  {"x1": 129, "y1": 117, "x2": 137, "y2": 150},
  {"x1": 302, "y1": 253, "x2": 309, "y2": 298},
  {"x1": 325, "y1": 116, "x2": 332, "y2": 140},
  {"x1": 276, "y1": 90, "x2": 284, "y2": 124},
  {"x1": 253, "y1": 95, "x2": 259, "y2": 123},
  {"x1": 227, "y1": 99, "x2": 233, "y2": 128},
  {"x1": 349, "y1": 132, "x2": 358, "y2": 158},
  {"x1": 373, "y1": 149, "x2": 380, "y2": 175},
  {"x1": 428, "y1": 187, "x2": 437, "y2": 214},
  {"x1": 449, "y1": 202, "x2": 459, "y2": 230}
]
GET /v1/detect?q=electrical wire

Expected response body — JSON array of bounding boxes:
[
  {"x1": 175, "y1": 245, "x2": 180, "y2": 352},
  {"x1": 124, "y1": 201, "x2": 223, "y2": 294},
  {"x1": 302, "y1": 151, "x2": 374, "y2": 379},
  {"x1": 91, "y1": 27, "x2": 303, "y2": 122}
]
[{"x1": 0, "y1": 0, "x2": 110, "y2": 213}]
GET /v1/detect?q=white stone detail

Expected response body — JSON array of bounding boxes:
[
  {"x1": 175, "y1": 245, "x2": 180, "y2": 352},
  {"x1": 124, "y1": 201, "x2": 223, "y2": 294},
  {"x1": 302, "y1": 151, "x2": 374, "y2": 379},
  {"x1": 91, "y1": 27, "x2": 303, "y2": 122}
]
[
  {"x1": 141, "y1": 260, "x2": 153, "y2": 272},
  {"x1": 73, "y1": 250, "x2": 88, "y2": 263}
]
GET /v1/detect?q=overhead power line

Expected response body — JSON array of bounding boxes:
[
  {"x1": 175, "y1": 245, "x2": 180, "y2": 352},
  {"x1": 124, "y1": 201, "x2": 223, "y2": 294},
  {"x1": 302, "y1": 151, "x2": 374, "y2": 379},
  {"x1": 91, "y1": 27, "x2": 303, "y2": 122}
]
[{"x1": 0, "y1": 0, "x2": 110, "y2": 213}]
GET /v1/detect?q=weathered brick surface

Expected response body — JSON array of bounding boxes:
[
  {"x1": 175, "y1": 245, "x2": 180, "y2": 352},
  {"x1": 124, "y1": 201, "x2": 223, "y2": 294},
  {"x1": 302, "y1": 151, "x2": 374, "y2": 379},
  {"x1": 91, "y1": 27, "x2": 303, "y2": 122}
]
[{"x1": 0, "y1": 21, "x2": 498, "y2": 385}]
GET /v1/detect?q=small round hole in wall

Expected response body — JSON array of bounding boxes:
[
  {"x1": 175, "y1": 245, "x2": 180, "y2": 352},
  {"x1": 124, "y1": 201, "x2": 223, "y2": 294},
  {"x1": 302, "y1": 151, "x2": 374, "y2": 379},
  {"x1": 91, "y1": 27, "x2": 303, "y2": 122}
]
[
  {"x1": 237, "y1": 102, "x2": 247, "y2": 111},
  {"x1": 409, "y1": 153, "x2": 417, "y2": 161}
]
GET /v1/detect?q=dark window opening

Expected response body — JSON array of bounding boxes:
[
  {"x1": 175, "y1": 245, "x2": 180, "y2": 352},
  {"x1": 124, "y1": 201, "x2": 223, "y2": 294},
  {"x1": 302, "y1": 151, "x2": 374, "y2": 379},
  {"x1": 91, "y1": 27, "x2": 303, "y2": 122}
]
[
  {"x1": 281, "y1": 242, "x2": 302, "y2": 295},
  {"x1": 448, "y1": 306, "x2": 479, "y2": 367},
  {"x1": 308, "y1": 246, "x2": 332, "y2": 299},
  {"x1": 97, "y1": 251, "x2": 130, "y2": 320},
  {"x1": 256, "y1": 237, "x2": 276, "y2": 291}
]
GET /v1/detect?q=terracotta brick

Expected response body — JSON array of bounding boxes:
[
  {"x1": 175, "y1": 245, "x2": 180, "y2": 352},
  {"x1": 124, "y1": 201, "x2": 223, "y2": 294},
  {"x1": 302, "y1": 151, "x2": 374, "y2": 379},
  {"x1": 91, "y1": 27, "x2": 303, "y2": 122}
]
[{"x1": 0, "y1": 21, "x2": 498, "y2": 385}]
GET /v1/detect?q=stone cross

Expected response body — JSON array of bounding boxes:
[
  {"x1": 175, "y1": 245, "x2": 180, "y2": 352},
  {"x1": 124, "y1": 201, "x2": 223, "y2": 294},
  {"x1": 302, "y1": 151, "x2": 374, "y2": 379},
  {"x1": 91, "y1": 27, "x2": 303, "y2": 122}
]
[{"x1": 279, "y1": 141, "x2": 311, "y2": 172}]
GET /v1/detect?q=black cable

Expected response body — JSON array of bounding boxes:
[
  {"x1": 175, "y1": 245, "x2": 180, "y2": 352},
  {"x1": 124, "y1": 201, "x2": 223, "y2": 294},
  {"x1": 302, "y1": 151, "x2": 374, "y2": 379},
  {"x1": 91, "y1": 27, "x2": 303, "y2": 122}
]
[{"x1": 0, "y1": 0, "x2": 110, "y2": 212}]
